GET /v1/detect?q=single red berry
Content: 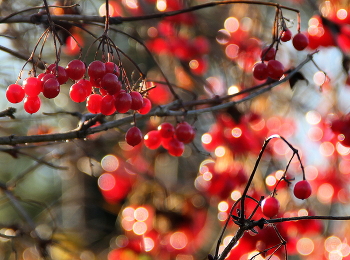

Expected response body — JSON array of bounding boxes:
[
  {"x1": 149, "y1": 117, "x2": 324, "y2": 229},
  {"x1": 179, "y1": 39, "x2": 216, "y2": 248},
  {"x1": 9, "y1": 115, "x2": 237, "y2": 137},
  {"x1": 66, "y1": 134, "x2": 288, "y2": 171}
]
[
  {"x1": 167, "y1": 137, "x2": 185, "y2": 157},
  {"x1": 100, "y1": 95, "x2": 116, "y2": 116},
  {"x1": 66, "y1": 59, "x2": 86, "y2": 80},
  {"x1": 138, "y1": 97, "x2": 152, "y2": 115},
  {"x1": 260, "y1": 47, "x2": 276, "y2": 61},
  {"x1": 175, "y1": 122, "x2": 195, "y2": 144},
  {"x1": 115, "y1": 92, "x2": 132, "y2": 113},
  {"x1": 6, "y1": 84, "x2": 25, "y2": 103},
  {"x1": 23, "y1": 77, "x2": 42, "y2": 96},
  {"x1": 69, "y1": 83, "x2": 87, "y2": 103},
  {"x1": 130, "y1": 91, "x2": 144, "y2": 110},
  {"x1": 261, "y1": 197, "x2": 280, "y2": 218},
  {"x1": 88, "y1": 60, "x2": 106, "y2": 79},
  {"x1": 47, "y1": 64, "x2": 69, "y2": 84},
  {"x1": 253, "y1": 63, "x2": 268, "y2": 80},
  {"x1": 281, "y1": 29, "x2": 292, "y2": 42},
  {"x1": 125, "y1": 126, "x2": 143, "y2": 146},
  {"x1": 86, "y1": 94, "x2": 103, "y2": 114},
  {"x1": 144, "y1": 130, "x2": 162, "y2": 149},
  {"x1": 292, "y1": 33, "x2": 309, "y2": 51},
  {"x1": 77, "y1": 79, "x2": 92, "y2": 96},
  {"x1": 293, "y1": 180, "x2": 312, "y2": 200},
  {"x1": 101, "y1": 73, "x2": 121, "y2": 93},
  {"x1": 105, "y1": 61, "x2": 120, "y2": 77},
  {"x1": 43, "y1": 78, "x2": 60, "y2": 99},
  {"x1": 158, "y1": 122, "x2": 175, "y2": 138},
  {"x1": 24, "y1": 96, "x2": 41, "y2": 114},
  {"x1": 267, "y1": 60, "x2": 284, "y2": 80},
  {"x1": 41, "y1": 73, "x2": 56, "y2": 83}
]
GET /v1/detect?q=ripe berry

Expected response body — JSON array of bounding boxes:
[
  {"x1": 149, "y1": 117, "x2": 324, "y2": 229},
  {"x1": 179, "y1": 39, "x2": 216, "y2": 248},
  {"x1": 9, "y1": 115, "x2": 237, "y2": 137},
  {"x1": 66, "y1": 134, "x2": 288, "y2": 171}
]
[
  {"x1": 260, "y1": 47, "x2": 276, "y2": 61},
  {"x1": 100, "y1": 95, "x2": 116, "y2": 115},
  {"x1": 43, "y1": 78, "x2": 60, "y2": 99},
  {"x1": 47, "y1": 64, "x2": 69, "y2": 84},
  {"x1": 66, "y1": 59, "x2": 86, "y2": 80},
  {"x1": 167, "y1": 137, "x2": 185, "y2": 156},
  {"x1": 6, "y1": 84, "x2": 25, "y2": 103},
  {"x1": 175, "y1": 122, "x2": 195, "y2": 144},
  {"x1": 253, "y1": 63, "x2": 268, "y2": 80},
  {"x1": 86, "y1": 94, "x2": 102, "y2": 114},
  {"x1": 261, "y1": 197, "x2": 280, "y2": 218},
  {"x1": 281, "y1": 29, "x2": 292, "y2": 42},
  {"x1": 158, "y1": 122, "x2": 175, "y2": 138},
  {"x1": 23, "y1": 77, "x2": 42, "y2": 96},
  {"x1": 293, "y1": 180, "x2": 312, "y2": 200},
  {"x1": 88, "y1": 60, "x2": 106, "y2": 79},
  {"x1": 125, "y1": 126, "x2": 143, "y2": 146},
  {"x1": 77, "y1": 79, "x2": 93, "y2": 96},
  {"x1": 130, "y1": 91, "x2": 144, "y2": 110},
  {"x1": 101, "y1": 73, "x2": 121, "y2": 93},
  {"x1": 115, "y1": 92, "x2": 132, "y2": 113},
  {"x1": 267, "y1": 60, "x2": 284, "y2": 80},
  {"x1": 105, "y1": 61, "x2": 120, "y2": 77},
  {"x1": 69, "y1": 83, "x2": 87, "y2": 103},
  {"x1": 138, "y1": 97, "x2": 152, "y2": 115},
  {"x1": 24, "y1": 96, "x2": 41, "y2": 114},
  {"x1": 292, "y1": 33, "x2": 309, "y2": 51},
  {"x1": 144, "y1": 130, "x2": 162, "y2": 149}
]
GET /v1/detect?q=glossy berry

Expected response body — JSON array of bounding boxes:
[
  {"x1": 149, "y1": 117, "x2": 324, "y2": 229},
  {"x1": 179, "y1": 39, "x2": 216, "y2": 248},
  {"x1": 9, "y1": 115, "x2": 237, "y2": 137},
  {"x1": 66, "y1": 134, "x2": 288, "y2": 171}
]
[
  {"x1": 267, "y1": 60, "x2": 284, "y2": 80},
  {"x1": 175, "y1": 122, "x2": 195, "y2": 144},
  {"x1": 260, "y1": 47, "x2": 276, "y2": 61},
  {"x1": 88, "y1": 60, "x2": 106, "y2": 79},
  {"x1": 100, "y1": 95, "x2": 116, "y2": 116},
  {"x1": 66, "y1": 59, "x2": 86, "y2": 80},
  {"x1": 24, "y1": 96, "x2": 41, "y2": 114},
  {"x1": 47, "y1": 64, "x2": 69, "y2": 84},
  {"x1": 86, "y1": 94, "x2": 102, "y2": 114},
  {"x1": 105, "y1": 61, "x2": 120, "y2": 77},
  {"x1": 144, "y1": 130, "x2": 162, "y2": 149},
  {"x1": 292, "y1": 33, "x2": 309, "y2": 51},
  {"x1": 115, "y1": 92, "x2": 132, "y2": 113},
  {"x1": 281, "y1": 29, "x2": 292, "y2": 42},
  {"x1": 125, "y1": 126, "x2": 143, "y2": 146},
  {"x1": 6, "y1": 84, "x2": 25, "y2": 103},
  {"x1": 130, "y1": 91, "x2": 144, "y2": 110},
  {"x1": 23, "y1": 77, "x2": 42, "y2": 96},
  {"x1": 138, "y1": 97, "x2": 152, "y2": 115},
  {"x1": 261, "y1": 197, "x2": 280, "y2": 218},
  {"x1": 253, "y1": 63, "x2": 268, "y2": 80},
  {"x1": 158, "y1": 122, "x2": 175, "y2": 138},
  {"x1": 101, "y1": 73, "x2": 121, "y2": 93},
  {"x1": 69, "y1": 83, "x2": 87, "y2": 103},
  {"x1": 77, "y1": 79, "x2": 92, "y2": 96},
  {"x1": 293, "y1": 180, "x2": 312, "y2": 200},
  {"x1": 167, "y1": 137, "x2": 185, "y2": 157},
  {"x1": 43, "y1": 78, "x2": 60, "y2": 99}
]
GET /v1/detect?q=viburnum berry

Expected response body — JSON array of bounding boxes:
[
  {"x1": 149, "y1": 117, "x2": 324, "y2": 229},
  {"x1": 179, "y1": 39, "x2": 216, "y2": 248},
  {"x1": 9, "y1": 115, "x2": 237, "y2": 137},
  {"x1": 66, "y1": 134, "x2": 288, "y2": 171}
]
[
  {"x1": 253, "y1": 63, "x2": 268, "y2": 80},
  {"x1": 281, "y1": 29, "x2": 292, "y2": 42},
  {"x1": 138, "y1": 97, "x2": 152, "y2": 115},
  {"x1": 115, "y1": 92, "x2": 132, "y2": 113},
  {"x1": 105, "y1": 61, "x2": 120, "y2": 77},
  {"x1": 101, "y1": 73, "x2": 120, "y2": 93},
  {"x1": 41, "y1": 73, "x2": 56, "y2": 83},
  {"x1": 125, "y1": 126, "x2": 143, "y2": 146},
  {"x1": 43, "y1": 78, "x2": 60, "y2": 99},
  {"x1": 23, "y1": 77, "x2": 42, "y2": 96},
  {"x1": 100, "y1": 95, "x2": 116, "y2": 116},
  {"x1": 130, "y1": 91, "x2": 144, "y2": 110},
  {"x1": 158, "y1": 122, "x2": 175, "y2": 138},
  {"x1": 86, "y1": 94, "x2": 103, "y2": 114},
  {"x1": 144, "y1": 130, "x2": 162, "y2": 149},
  {"x1": 261, "y1": 197, "x2": 280, "y2": 218},
  {"x1": 69, "y1": 83, "x2": 87, "y2": 103},
  {"x1": 6, "y1": 84, "x2": 25, "y2": 103},
  {"x1": 267, "y1": 60, "x2": 284, "y2": 80},
  {"x1": 88, "y1": 60, "x2": 106, "y2": 79},
  {"x1": 47, "y1": 64, "x2": 69, "y2": 84},
  {"x1": 260, "y1": 47, "x2": 276, "y2": 61},
  {"x1": 292, "y1": 33, "x2": 309, "y2": 51},
  {"x1": 175, "y1": 122, "x2": 195, "y2": 144},
  {"x1": 66, "y1": 59, "x2": 86, "y2": 80},
  {"x1": 24, "y1": 96, "x2": 41, "y2": 114},
  {"x1": 167, "y1": 137, "x2": 185, "y2": 157},
  {"x1": 293, "y1": 180, "x2": 312, "y2": 200},
  {"x1": 77, "y1": 79, "x2": 92, "y2": 96}
]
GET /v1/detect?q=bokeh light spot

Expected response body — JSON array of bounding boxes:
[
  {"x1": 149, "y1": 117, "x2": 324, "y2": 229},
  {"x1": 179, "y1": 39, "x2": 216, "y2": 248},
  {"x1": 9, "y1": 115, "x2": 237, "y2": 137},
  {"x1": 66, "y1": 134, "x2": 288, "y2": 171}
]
[
  {"x1": 215, "y1": 146, "x2": 226, "y2": 157},
  {"x1": 224, "y1": 17, "x2": 239, "y2": 32},
  {"x1": 101, "y1": 155, "x2": 119, "y2": 172},
  {"x1": 297, "y1": 238, "x2": 314, "y2": 255},
  {"x1": 144, "y1": 237, "x2": 154, "y2": 252},
  {"x1": 313, "y1": 71, "x2": 326, "y2": 86},
  {"x1": 337, "y1": 9, "x2": 348, "y2": 20},
  {"x1": 231, "y1": 190, "x2": 241, "y2": 201},
  {"x1": 218, "y1": 201, "x2": 229, "y2": 212},
  {"x1": 306, "y1": 110, "x2": 321, "y2": 125},
  {"x1": 133, "y1": 221, "x2": 147, "y2": 235},
  {"x1": 216, "y1": 29, "x2": 231, "y2": 44},
  {"x1": 98, "y1": 173, "x2": 115, "y2": 191},
  {"x1": 156, "y1": 0, "x2": 167, "y2": 11},
  {"x1": 134, "y1": 207, "x2": 149, "y2": 222},
  {"x1": 170, "y1": 232, "x2": 188, "y2": 250},
  {"x1": 225, "y1": 44, "x2": 239, "y2": 59},
  {"x1": 317, "y1": 183, "x2": 334, "y2": 203},
  {"x1": 231, "y1": 127, "x2": 242, "y2": 138},
  {"x1": 320, "y1": 142, "x2": 335, "y2": 157},
  {"x1": 325, "y1": 236, "x2": 342, "y2": 252}
]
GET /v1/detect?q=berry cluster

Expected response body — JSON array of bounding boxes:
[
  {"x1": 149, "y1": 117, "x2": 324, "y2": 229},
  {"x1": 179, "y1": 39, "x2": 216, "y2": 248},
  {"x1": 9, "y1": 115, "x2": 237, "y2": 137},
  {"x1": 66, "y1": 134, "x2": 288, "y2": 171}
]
[
  {"x1": 143, "y1": 122, "x2": 196, "y2": 156},
  {"x1": 252, "y1": 31, "x2": 309, "y2": 81},
  {"x1": 261, "y1": 179, "x2": 312, "y2": 218}
]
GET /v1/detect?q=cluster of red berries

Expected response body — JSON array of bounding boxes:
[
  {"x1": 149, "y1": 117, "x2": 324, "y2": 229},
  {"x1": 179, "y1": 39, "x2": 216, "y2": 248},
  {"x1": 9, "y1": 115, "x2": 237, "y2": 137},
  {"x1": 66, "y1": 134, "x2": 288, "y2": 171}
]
[
  {"x1": 261, "y1": 179, "x2": 312, "y2": 218},
  {"x1": 143, "y1": 122, "x2": 196, "y2": 156},
  {"x1": 6, "y1": 59, "x2": 152, "y2": 116},
  {"x1": 252, "y1": 31, "x2": 309, "y2": 81}
]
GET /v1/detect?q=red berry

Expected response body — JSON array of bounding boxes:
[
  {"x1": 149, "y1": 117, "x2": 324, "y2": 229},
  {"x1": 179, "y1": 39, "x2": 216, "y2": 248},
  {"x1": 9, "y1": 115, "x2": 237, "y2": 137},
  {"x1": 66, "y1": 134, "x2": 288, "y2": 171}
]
[
  {"x1": 267, "y1": 60, "x2": 284, "y2": 80},
  {"x1": 175, "y1": 122, "x2": 195, "y2": 144},
  {"x1": 253, "y1": 63, "x2": 268, "y2": 80},
  {"x1": 77, "y1": 79, "x2": 93, "y2": 96},
  {"x1": 66, "y1": 59, "x2": 86, "y2": 80},
  {"x1": 144, "y1": 130, "x2": 162, "y2": 149},
  {"x1": 24, "y1": 96, "x2": 41, "y2": 114},
  {"x1": 260, "y1": 47, "x2": 276, "y2": 61},
  {"x1": 158, "y1": 122, "x2": 175, "y2": 138},
  {"x1": 130, "y1": 91, "x2": 144, "y2": 110},
  {"x1": 86, "y1": 94, "x2": 103, "y2": 114},
  {"x1": 88, "y1": 60, "x2": 106, "y2": 79},
  {"x1": 43, "y1": 78, "x2": 60, "y2": 99},
  {"x1": 23, "y1": 77, "x2": 42, "y2": 96},
  {"x1": 125, "y1": 126, "x2": 143, "y2": 146},
  {"x1": 69, "y1": 83, "x2": 87, "y2": 103},
  {"x1": 101, "y1": 73, "x2": 121, "y2": 93},
  {"x1": 281, "y1": 29, "x2": 292, "y2": 42},
  {"x1": 100, "y1": 95, "x2": 116, "y2": 115},
  {"x1": 115, "y1": 92, "x2": 132, "y2": 113},
  {"x1": 167, "y1": 137, "x2": 185, "y2": 156},
  {"x1": 292, "y1": 33, "x2": 309, "y2": 51},
  {"x1": 138, "y1": 97, "x2": 152, "y2": 115},
  {"x1": 47, "y1": 64, "x2": 69, "y2": 84},
  {"x1": 6, "y1": 84, "x2": 25, "y2": 103},
  {"x1": 41, "y1": 73, "x2": 56, "y2": 83},
  {"x1": 105, "y1": 62, "x2": 120, "y2": 77},
  {"x1": 261, "y1": 197, "x2": 280, "y2": 218},
  {"x1": 293, "y1": 180, "x2": 312, "y2": 200}
]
